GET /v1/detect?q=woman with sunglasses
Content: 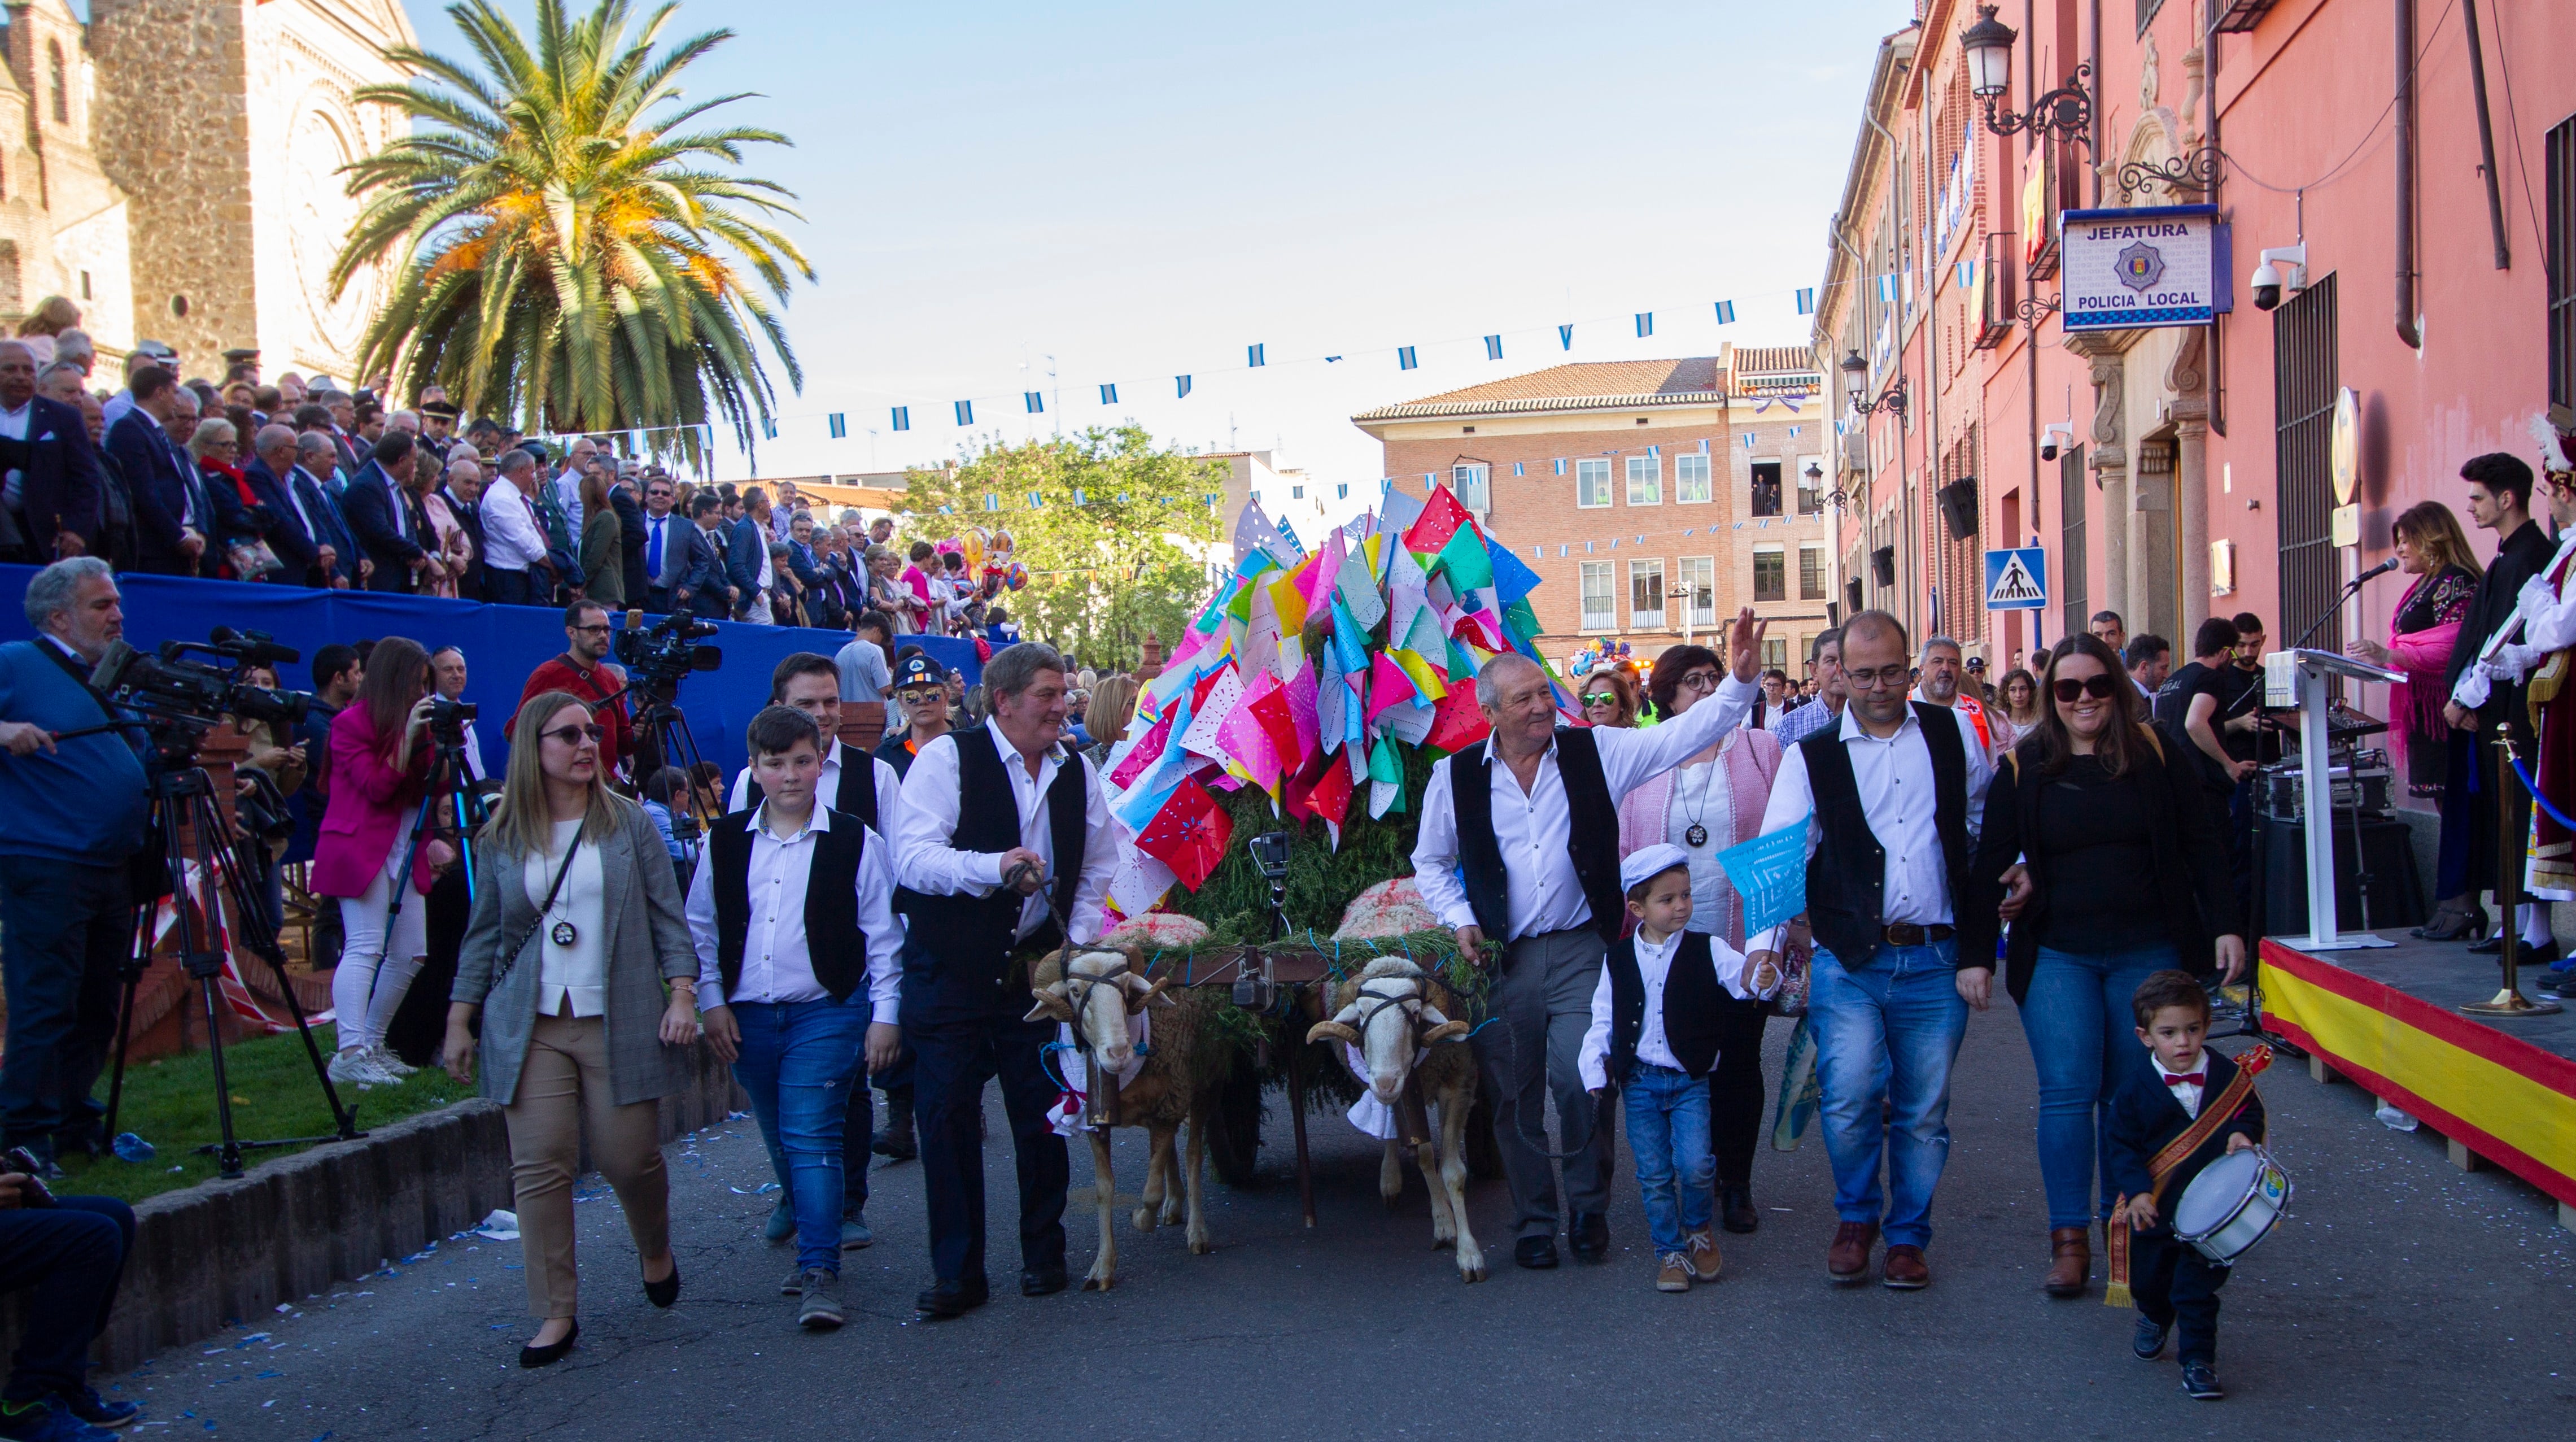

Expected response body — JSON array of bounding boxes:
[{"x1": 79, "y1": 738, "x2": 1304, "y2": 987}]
[
  {"x1": 443, "y1": 692, "x2": 700, "y2": 1367},
  {"x1": 1959, "y1": 633, "x2": 2241, "y2": 1300},
  {"x1": 1580, "y1": 667, "x2": 1642, "y2": 728},
  {"x1": 1616, "y1": 644, "x2": 1787, "y2": 1233}
]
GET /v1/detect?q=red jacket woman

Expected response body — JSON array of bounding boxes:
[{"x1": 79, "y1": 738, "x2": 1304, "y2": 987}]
[{"x1": 313, "y1": 637, "x2": 439, "y2": 1086}]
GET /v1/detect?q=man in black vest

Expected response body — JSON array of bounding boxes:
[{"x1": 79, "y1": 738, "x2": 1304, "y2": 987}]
[
  {"x1": 687, "y1": 707, "x2": 905, "y2": 1331},
  {"x1": 2443, "y1": 452, "x2": 2564, "y2": 958},
  {"x1": 1744, "y1": 610, "x2": 1993, "y2": 1290},
  {"x1": 1412, "y1": 609, "x2": 1766, "y2": 1271},
  {"x1": 889, "y1": 642, "x2": 1116, "y2": 1318},
  {"x1": 727, "y1": 651, "x2": 909, "y2": 1244}
]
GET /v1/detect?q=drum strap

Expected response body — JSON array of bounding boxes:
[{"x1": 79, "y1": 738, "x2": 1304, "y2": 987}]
[{"x1": 2106, "y1": 1044, "x2": 2273, "y2": 1308}]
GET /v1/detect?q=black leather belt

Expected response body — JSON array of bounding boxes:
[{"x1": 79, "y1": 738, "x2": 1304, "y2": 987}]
[{"x1": 1881, "y1": 923, "x2": 1955, "y2": 947}]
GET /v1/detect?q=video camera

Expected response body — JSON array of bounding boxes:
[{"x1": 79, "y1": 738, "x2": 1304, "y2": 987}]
[
  {"x1": 90, "y1": 626, "x2": 312, "y2": 742},
  {"x1": 427, "y1": 695, "x2": 477, "y2": 748},
  {"x1": 613, "y1": 609, "x2": 722, "y2": 699}
]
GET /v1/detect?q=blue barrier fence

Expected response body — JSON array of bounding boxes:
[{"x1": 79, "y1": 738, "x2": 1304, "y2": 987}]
[{"x1": 0, "y1": 565, "x2": 981, "y2": 781}]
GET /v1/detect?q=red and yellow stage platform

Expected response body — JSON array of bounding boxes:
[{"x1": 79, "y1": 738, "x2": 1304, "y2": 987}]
[{"x1": 2260, "y1": 936, "x2": 2576, "y2": 1230}]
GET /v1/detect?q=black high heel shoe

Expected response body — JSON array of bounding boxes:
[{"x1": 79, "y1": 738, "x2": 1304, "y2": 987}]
[
  {"x1": 644, "y1": 1260, "x2": 680, "y2": 1309},
  {"x1": 2413, "y1": 902, "x2": 2490, "y2": 942},
  {"x1": 519, "y1": 1319, "x2": 579, "y2": 1368}
]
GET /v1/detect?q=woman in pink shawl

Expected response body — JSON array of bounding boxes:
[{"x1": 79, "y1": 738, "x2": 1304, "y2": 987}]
[
  {"x1": 2346, "y1": 500, "x2": 2483, "y2": 937},
  {"x1": 1617, "y1": 643, "x2": 1785, "y2": 1235}
]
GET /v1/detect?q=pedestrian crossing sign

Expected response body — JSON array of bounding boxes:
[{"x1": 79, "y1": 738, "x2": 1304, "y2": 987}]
[{"x1": 1984, "y1": 547, "x2": 2046, "y2": 611}]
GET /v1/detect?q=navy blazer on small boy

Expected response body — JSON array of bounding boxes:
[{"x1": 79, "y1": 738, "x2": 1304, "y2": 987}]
[
  {"x1": 2103, "y1": 1047, "x2": 2267, "y2": 1232},
  {"x1": 1602, "y1": 930, "x2": 1728, "y2": 1088}
]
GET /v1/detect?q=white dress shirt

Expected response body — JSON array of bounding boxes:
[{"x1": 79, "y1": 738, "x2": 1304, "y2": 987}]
[
  {"x1": 480, "y1": 473, "x2": 551, "y2": 570},
  {"x1": 0, "y1": 398, "x2": 30, "y2": 508},
  {"x1": 1748, "y1": 702, "x2": 1993, "y2": 955},
  {"x1": 685, "y1": 802, "x2": 904, "y2": 1022},
  {"x1": 1411, "y1": 674, "x2": 1758, "y2": 942},
  {"x1": 1578, "y1": 927, "x2": 1688, "y2": 1090},
  {"x1": 2155, "y1": 1052, "x2": 2206, "y2": 1118},
  {"x1": 727, "y1": 742, "x2": 903, "y2": 827},
  {"x1": 527, "y1": 818, "x2": 608, "y2": 1017},
  {"x1": 891, "y1": 727, "x2": 1118, "y2": 946},
  {"x1": 643, "y1": 510, "x2": 677, "y2": 580}
]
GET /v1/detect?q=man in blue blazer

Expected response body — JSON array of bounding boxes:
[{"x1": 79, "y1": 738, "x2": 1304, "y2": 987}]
[
  {"x1": 676, "y1": 491, "x2": 735, "y2": 620},
  {"x1": 294, "y1": 432, "x2": 360, "y2": 587},
  {"x1": 724, "y1": 488, "x2": 769, "y2": 621},
  {"x1": 340, "y1": 429, "x2": 436, "y2": 593},
  {"x1": 240, "y1": 424, "x2": 326, "y2": 585},
  {"x1": 104, "y1": 366, "x2": 208, "y2": 576},
  {"x1": 0, "y1": 341, "x2": 104, "y2": 563}
]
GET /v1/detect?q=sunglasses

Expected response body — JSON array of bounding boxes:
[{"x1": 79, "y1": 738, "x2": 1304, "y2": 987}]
[
  {"x1": 2051, "y1": 675, "x2": 2120, "y2": 703},
  {"x1": 540, "y1": 722, "x2": 606, "y2": 746},
  {"x1": 1580, "y1": 692, "x2": 1619, "y2": 707}
]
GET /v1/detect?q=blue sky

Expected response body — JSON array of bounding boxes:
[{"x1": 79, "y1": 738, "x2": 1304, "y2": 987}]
[{"x1": 400, "y1": 0, "x2": 1909, "y2": 517}]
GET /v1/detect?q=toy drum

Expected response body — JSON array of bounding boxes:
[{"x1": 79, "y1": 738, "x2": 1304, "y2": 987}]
[{"x1": 2171, "y1": 1147, "x2": 2294, "y2": 1265}]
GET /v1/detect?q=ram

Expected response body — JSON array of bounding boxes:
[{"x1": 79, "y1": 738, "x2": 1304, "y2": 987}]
[
  {"x1": 1026, "y1": 944, "x2": 1220, "y2": 1291},
  {"x1": 1307, "y1": 956, "x2": 1485, "y2": 1282}
]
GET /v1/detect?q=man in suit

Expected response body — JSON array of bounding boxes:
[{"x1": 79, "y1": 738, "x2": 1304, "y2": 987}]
[
  {"x1": 610, "y1": 470, "x2": 649, "y2": 606},
  {"x1": 728, "y1": 486, "x2": 775, "y2": 623},
  {"x1": 676, "y1": 491, "x2": 736, "y2": 620},
  {"x1": 104, "y1": 365, "x2": 207, "y2": 577},
  {"x1": 341, "y1": 429, "x2": 442, "y2": 594},
  {"x1": 239, "y1": 425, "x2": 326, "y2": 585},
  {"x1": 293, "y1": 433, "x2": 359, "y2": 587},
  {"x1": 438, "y1": 455, "x2": 487, "y2": 600},
  {"x1": 638, "y1": 474, "x2": 689, "y2": 612},
  {"x1": 0, "y1": 341, "x2": 104, "y2": 564}
]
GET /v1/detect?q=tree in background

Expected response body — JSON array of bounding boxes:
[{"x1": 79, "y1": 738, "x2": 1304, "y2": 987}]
[
  {"x1": 329, "y1": 0, "x2": 809, "y2": 467},
  {"x1": 897, "y1": 426, "x2": 1226, "y2": 670}
]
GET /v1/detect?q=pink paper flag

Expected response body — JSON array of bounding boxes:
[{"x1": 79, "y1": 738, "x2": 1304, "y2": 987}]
[
  {"x1": 1284, "y1": 663, "x2": 1321, "y2": 762},
  {"x1": 1365, "y1": 651, "x2": 1416, "y2": 726},
  {"x1": 1178, "y1": 663, "x2": 1244, "y2": 762},
  {"x1": 1305, "y1": 534, "x2": 1346, "y2": 620},
  {"x1": 1216, "y1": 680, "x2": 1283, "y2": 794}
]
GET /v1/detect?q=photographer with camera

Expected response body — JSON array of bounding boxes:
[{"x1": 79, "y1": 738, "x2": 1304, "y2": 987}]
[
  {"x1": 0, "y1": 560, "x2": 149, "y2": 1174},
  {"x1": 313, "y1": 637, "x2": 448, "y2": 1087},
  {"x1": 511, "y1": 602, "x2": 632, "y2": 778},
  {"x1": 429, "y1": 646, "x2": 487, "y2": 782}
]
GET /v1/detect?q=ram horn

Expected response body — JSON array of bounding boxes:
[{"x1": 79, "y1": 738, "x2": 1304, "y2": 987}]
[
  {"x1": 1023, "y1": 980, "x2": 1075, "y2": 1024},
  {"x1": 1122, "y1": 973, "x2": 1175, "y2": 1013},
  {"x1": 1306, "y1": 1020, "x2": 1361, "y2": 1045},
  {"x1": 1419, "y1": 1019, "x2": 1470, "y2": 1045}
]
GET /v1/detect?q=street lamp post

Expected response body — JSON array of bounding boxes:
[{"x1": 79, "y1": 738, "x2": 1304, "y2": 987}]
[
  {"x1": 1960, "y1": 5, "x2": 2093, "y2": 147},
  {"x1": 1840, "y1": 350, "x2": 1907, "y2": 417}
]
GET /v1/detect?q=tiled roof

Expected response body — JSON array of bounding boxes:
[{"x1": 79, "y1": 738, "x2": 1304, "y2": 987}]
[
  {"x1": 1730, "y1": 346, "x2": 1820, "y2": 377},
  {"x1": 1352, "y1": 358, "x2": 1726, "y2": 421}
]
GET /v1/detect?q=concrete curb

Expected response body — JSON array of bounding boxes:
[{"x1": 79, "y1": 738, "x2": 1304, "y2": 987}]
[{"x1": 5, "y1": 1040, "x2": 748, "y2": 1374}]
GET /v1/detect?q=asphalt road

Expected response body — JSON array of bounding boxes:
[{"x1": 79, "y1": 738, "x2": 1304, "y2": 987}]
[{"x1": 109, "y1": 1009, "x2": 2573, "y2": 1441}]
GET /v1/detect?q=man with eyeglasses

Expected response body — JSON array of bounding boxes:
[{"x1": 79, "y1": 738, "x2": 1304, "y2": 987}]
[
  {"x1": 1771, "y1": 629, "x2": 1846, "y2": 746},
  {"x1": 1744, "y1": 609, "x2": 1993, "y2": 1291},
  {"x1": 512, "y1": 600, "x2": 634, "y2": 776},
  {"x1": 1412, "y1": 609, "x2": 1766, "y2": 1273}
]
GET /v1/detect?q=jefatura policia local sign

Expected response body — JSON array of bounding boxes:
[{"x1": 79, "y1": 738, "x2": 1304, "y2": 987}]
[{"x1": 2058, "y1": 204, "x2": 2229, "y2": 332}]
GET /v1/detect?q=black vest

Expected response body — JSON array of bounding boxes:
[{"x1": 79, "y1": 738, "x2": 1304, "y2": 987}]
[
  {"x1": 708, "y1": 807, "x2": 868, "y2": 1003},
  {"x1": 1800, "y1": 702, "x2": 1972, "y2": 970},
  {"x1": 1450, "y1": 727, "x2": 1625, "y2": 946},
  {"x1": 744, "y1": 741, "x2": 878, "y2": 830},
  {"x1": 895, "y1": 727, "x2": 1089, "y2": 1007},
  {"x1": 1604, "y1": 931, "x2": 1728, "y2": 1085}
]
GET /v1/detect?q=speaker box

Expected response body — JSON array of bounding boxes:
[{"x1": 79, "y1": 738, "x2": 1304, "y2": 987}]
[
  {"x1": 1870, "y1": 547, "x2": 1896, "y2": 587},
  {"x1": 1937, "y1": 477, "x2": 1979, "y2": 540}
]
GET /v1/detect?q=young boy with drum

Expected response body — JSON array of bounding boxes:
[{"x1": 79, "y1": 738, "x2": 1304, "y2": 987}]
[{"x1": 2105, "y1": 970, "x2": 2271, "y2": 1401}]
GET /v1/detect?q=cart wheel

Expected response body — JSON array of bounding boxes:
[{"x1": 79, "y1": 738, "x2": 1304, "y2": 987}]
[
  {"x1": 1206, "y1": 1051, "x2": 1266, "y2": 1188},
  {"x1": 1465, "y1": 1075, "x2": 1504, "y2": 1182}
]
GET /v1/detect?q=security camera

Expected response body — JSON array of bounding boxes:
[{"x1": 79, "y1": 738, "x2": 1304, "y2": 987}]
[
  {"x1": 2250, "y1": 245, "x2": 2308, "y2": 313},
  {"x1": 2038, "y1": 423, "x2": 2075, "y2": 463}
]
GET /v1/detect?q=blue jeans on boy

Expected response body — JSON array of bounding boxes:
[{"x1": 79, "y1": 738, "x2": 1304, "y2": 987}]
[
  {"x1": 1622, "y1": 1064, "x2": 1715, "y2": 1255},
  {"x1": 729, "y1": 997, "x2": 870, "y2": 1275},
  {"x1": 1806, "y1": 941, "x2": 1969, "y2": 1250},
  {"x1": 2020, "y1": 942, "x2": 2174, "y2": 1230}
]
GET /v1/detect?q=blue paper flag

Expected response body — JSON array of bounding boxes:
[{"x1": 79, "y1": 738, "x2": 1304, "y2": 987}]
[
  {"x1": 1488, "y1": 539, "x2": 1543, "y2": 604},
  {"x1": 1715, "y1": 824, "x2": 1808, "y2": 938}
]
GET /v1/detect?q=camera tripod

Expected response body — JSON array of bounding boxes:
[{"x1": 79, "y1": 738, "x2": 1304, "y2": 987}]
[
  {"x1": 103, "y1": 756, "x2": 363, "y2": 1179},
  {"x1": 627, "y1": 679, "x2": 715, "y2": 852}
]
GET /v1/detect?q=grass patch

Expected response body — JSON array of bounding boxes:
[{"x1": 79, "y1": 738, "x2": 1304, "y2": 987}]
[{"x1": 54, "y1": 1030, "x2": 465, "y2": 1204}]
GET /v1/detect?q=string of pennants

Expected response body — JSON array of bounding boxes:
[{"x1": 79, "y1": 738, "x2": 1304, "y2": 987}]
[
  {"x1": 753, "y1": 280, "x2": 1832, "y2": 441},
  {"x1": 1093, "y1": 481, "x2": 1560, "y2": 920}
]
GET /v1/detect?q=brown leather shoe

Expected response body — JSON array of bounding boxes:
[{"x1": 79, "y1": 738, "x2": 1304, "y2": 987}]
[
  {"x1": 1882, "y1": 1243, "x2": 1930, "y2": 1289},
  {"x1": 2044, "y1": 1226, "x2": 2091, "y2": 1297},
  {"x1": 1827, "y1": 1221, "x2": 1878, "y2": 1282}
]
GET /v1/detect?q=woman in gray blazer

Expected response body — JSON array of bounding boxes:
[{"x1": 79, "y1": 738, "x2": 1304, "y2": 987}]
[{"x1": 443, "y1": 690, "x2": 699, "y2": 1367}]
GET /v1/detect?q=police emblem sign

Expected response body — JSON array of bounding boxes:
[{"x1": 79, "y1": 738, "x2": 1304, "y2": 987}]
[{"x1": 2059, "y1": 204, "x2": 2229, "y2": 332}]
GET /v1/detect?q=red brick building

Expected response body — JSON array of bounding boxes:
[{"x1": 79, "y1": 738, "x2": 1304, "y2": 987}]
[{"x1": 1352, "y1": 347, "x2": 1835, "y2": 676}]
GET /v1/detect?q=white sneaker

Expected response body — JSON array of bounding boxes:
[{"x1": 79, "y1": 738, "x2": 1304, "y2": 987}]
[
  {"x1": 327, "y1": 1048, "x2": 383, "y2": 1087},
  {"x1": 368, "y1": 1045, "x2": 417, "y2": 1079}
]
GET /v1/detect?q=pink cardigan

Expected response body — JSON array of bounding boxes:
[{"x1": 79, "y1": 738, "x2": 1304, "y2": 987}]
[
  {"x1": 1618, "y1": 725, "x2": 1783, "y2": 949},
  {"x1": 311, "y1": 703, "x2": 434, "y2": 899}
]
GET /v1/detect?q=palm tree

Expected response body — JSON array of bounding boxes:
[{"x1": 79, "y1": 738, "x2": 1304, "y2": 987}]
[{"x1": 329, "y1": 0, "x2": 810, "y2": 464}]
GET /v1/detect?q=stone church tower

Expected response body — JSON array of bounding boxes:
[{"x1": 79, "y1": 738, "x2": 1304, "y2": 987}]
[
  {"x1": 0, "y1": 1, "x2": 135, "y2": 352},
  {"x1": 86, "y1": 0, "x2": 416, "y2": 382}
]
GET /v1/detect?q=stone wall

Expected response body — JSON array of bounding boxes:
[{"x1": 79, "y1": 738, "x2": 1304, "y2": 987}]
[{"x1": 86, "y1": 0, "x2": 255, "y2": 364}]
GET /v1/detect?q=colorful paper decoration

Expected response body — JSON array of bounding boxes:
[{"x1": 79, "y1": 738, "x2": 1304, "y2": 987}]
[{"x1": 1134, "y1": 778, "x2": 1233, "y2": 890}]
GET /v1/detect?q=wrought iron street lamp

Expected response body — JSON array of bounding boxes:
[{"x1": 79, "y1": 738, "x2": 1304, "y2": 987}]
[
  {"x1": 1840, "y1": 351, "x2": 1907, "y2": 417},
  {"x1": 1961, "y1": 6, "x2": 2092, "y2": 147}
]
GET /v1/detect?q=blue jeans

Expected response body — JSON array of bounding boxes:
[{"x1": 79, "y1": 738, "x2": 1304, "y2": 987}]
[
  {"x1": 0, "y1": 1194, "x2": 133, "y2": 1400},
  {"x1": 0, "y1": 857, "x2": 134, "y2": 1154},
  {"x1": 1806, "y1": 941, "x2": 1968, "y2": 1249},
  {"x1": 730, "y1": 997, "x2": 870, "y2": 1275},
  {"x1": 1622, "y1": 1065, "x2": 1714, "y2": 1254},
  {"x1": 2020, "y1": 943, "x2": 2174, "y2": 1229}
]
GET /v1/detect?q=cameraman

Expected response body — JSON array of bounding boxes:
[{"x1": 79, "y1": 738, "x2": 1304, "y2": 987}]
[
  {"x1": 510, "y1": 601, "x2": 631, "y2": 777},
  {"x1": 0, "y1": 560, "x2": 149, "y2": 1171}
]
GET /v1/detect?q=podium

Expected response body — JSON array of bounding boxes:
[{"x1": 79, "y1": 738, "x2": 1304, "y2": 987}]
[{"x1": 2261, "y1": 648, "x2": 2405, "y2": 951}]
